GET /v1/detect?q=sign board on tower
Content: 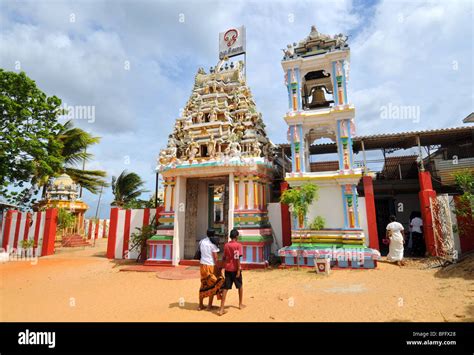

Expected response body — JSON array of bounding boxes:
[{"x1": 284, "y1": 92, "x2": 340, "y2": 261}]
[{"x1": 219, "y1": 26, "x2": 246, "y2": 59}]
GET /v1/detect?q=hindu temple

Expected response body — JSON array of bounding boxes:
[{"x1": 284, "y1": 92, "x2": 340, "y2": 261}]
[{"x1": 147, "y1": 57, "x2": 275, "y2": 267}]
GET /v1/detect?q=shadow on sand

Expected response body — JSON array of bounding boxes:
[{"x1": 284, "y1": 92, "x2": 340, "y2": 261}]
[
  {"x1": 108, "y1": 258, "x2": 143, "y2": 269},
  {"x1": 169, "y1": 302, "x2": 240, "y2": 316},
  {"x1": 433, "y1": 253, "x2": 474, "y2": 281},
  {"x1": 91, "y1": 251, "x2": 107, "y2": 258}
]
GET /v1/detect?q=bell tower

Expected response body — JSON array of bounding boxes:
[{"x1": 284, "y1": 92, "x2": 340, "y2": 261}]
[{"x1": 279, "y1": 25, "x2": 380, "y2": 268}]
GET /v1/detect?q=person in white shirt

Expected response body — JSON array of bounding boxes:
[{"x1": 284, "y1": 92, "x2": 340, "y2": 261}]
[
  {"x1": 410, "y1": 213, "x2": 425, "y2": 257},
  {"x1": 198, "y1": 229, "x2": 224, "y2": 311},
  {"x1": 386, "y1": 215, "x2": 405, "y2": 266}
]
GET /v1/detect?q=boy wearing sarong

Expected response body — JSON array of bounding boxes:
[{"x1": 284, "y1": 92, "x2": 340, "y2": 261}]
[{"x1": 198, "y1": 229, "x2": 224, "y2": 311}]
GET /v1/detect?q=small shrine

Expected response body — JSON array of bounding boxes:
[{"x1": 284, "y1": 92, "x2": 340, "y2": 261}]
[
  {"x1": 35, "y1": 173, "x2": 88, "y2": 234},
  {"x1": 148, "y1": 57, "x2": 275, "y2": 267},
  {"x1": 278, "y1": 26, "x2": 380, "y2": 268}
]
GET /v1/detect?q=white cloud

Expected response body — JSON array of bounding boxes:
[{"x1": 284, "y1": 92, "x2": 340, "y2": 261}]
[{"x1": 351, "y1": 0, "x2": 473, "y2": 133}]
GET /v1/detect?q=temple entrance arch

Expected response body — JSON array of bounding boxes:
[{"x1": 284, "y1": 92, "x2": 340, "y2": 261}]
[{"x1": 183, "y1": 176, "x2": 229, "y2": 259}]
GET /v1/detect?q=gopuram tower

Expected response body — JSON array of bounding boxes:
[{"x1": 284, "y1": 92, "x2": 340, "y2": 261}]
[
  {"x1": 148, "y1": 56, "x2": 275, "y2": 268},
  {"x1": 278, "y1": 26, "x2": 380, "y2": 268}
]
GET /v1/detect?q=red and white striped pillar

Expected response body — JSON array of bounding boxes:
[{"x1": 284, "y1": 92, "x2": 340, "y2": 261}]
[{"x1": 41, "y1": 208, "x2": 58, "y2": 256}]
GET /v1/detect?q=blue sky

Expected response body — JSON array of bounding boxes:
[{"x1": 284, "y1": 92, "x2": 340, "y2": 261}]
[{"x1": 1, "y1": 0, "x2": 472, "y2": 218}]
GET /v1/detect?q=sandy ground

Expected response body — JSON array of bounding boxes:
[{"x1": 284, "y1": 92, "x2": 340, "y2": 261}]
[{"x1": 1, "y1": 239, "x2": 473, "y2": 322}]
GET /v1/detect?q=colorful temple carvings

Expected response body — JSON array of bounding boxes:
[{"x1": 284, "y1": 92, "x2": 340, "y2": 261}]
[
  {"x1": 278, "y1": 25, "x2": 380, "y2": 268},
  {"x1": 149, "y1": 57, "x2": 275, "y2": 267},
  {"x1": 157, "y1": 59, "x2": 273, "y2": 170}
]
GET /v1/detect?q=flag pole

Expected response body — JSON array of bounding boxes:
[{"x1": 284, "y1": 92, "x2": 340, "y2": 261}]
[
  {"x1": 244, "y1": 52, "x2": 247, "y2": 80},
  {"x1": 93, "y1": 185, "x2": 103, "y2": 247}
]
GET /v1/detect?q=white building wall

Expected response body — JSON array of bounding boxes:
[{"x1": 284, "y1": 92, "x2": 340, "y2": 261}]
[
  {"x1": 173, "y1": 176, "x2": 187, "y2": 265},
  {"x1": 306, "y1": 185, "x2": 345, "y2": 229},
  {"x1": 358, "y1": 197, "x2": 369, "y2": 246},
  {"x1": 268, "y1": 202, "x2": 282, "y2": 253},
  {"x1": 127, "y1": 209, "x2": 144, "y2": 260},
  {"x1": 114, "y1": 209, "x2": 126, "y2": 259},
  {"x1": 448, "y1": 195, "x2": 462, "y2": 257}
]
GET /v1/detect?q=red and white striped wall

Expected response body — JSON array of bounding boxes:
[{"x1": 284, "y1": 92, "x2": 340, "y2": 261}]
[
  {"x1": 0, "y1": 209, "x2": 58, "y2": 257},
  {"x1": 107, "y1": 208, "x2": 157, "y2": 260},
  {"x1": 85, "y1": 219, "x2": 109, "y2": 240}
]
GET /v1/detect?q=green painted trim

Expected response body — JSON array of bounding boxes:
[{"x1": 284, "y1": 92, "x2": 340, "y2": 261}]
[
  {"x1": 149, "y1": 235, "x2": 173, "y2": 241},
  {"x1": 234, "y1": 223, "x2": 271, "y2": 228},
  {"x1": 238, "y1": 236, "x2": 273, "y2": 242},
  {"x1": 161, "y1": 160, "x2": 273, "y2": 172},
  {"x1": 289, "y1": 243, "x2": 364, "y2": 248}
]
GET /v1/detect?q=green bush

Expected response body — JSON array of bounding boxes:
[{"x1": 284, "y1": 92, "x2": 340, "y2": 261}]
[
  {"x1": 280, "y1": 183, "x2": 319, "y2": 227},
  {"x1": 309, "y1": 216, "x2": 326, "y2": 230},
  {"x1": 453, "y1": 169, "x2": 474, "y2": 217},
  {"x1": 57, "y1": 208, "x2": 75, "y2": 235},
  {"x1": 129, "y1": 215, "x2": 158, "y2": 262},
  {"x1": 19, "y1": 239, "x2": 35, "y2": 249}
]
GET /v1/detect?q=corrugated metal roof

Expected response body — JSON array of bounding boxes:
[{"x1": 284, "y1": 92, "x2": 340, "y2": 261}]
[
  {"x1": 278, "y1": 126, "x2": 473, "y2": 155},
  {"x1": 434, "y1": 158, "x2": 474, "y2": 185},
  {"x1": 379, "y1": 155, "x2": 419, "y2": 180}
]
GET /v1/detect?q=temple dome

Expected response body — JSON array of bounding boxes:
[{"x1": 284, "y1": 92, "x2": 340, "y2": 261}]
[
  {"x1": 46, "y1": 173, "x2": 78, "y2": 200},
  {"x1": 52, "y1": 173, "x2": 75, "y2": 188},
  {"x1": 34, "y1": 173, "x2": 89, "y2": 213}
]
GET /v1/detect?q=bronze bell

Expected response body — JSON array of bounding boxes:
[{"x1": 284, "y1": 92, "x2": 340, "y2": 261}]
[{"x1": 309, "y1": 87, "x2": 329, "y2": 108}]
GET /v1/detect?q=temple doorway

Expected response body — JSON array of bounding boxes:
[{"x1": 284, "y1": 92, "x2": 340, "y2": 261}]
[{"x1": 183, "y1": 176, "x2": 229, "y2": 259}]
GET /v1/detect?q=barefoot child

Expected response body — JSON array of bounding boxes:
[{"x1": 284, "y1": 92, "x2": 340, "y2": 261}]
[{"x1": 218, "y1": 228, "x2": 244, "y2": 316}]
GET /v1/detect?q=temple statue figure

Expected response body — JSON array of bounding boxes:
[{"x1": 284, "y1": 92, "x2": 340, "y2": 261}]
[
  {"x1": 252, "y1": 141, "x2": 261, "y2": 157},
  {"x1": 186, "y1": 138, "x2": 199, "y2": 160},
  {"x1": 207, "y1": 134, "x2": 216, "y2": 158},
  {"x1": 209, "y1": 108, "x2": 217, "y2": 122}
]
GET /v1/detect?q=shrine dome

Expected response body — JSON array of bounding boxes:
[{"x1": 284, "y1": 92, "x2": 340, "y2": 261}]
[
  {"x1": 46, "y1": 173, "x2": 79, "y2": 201},
  {"x1": 52, "y1": 173, "x2": 75, "y2": 189}
]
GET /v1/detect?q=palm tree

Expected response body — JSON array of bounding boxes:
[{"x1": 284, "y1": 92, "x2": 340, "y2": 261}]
[
  {"x1": 56, "y1": 120, "x2": 108, "y2": 194},
  {"x1": 38, "y1": 120, "x2": 108, "y2": 196},
  {"x1": 111, "y1": 170, "x2": 148, "y2": 207}
]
